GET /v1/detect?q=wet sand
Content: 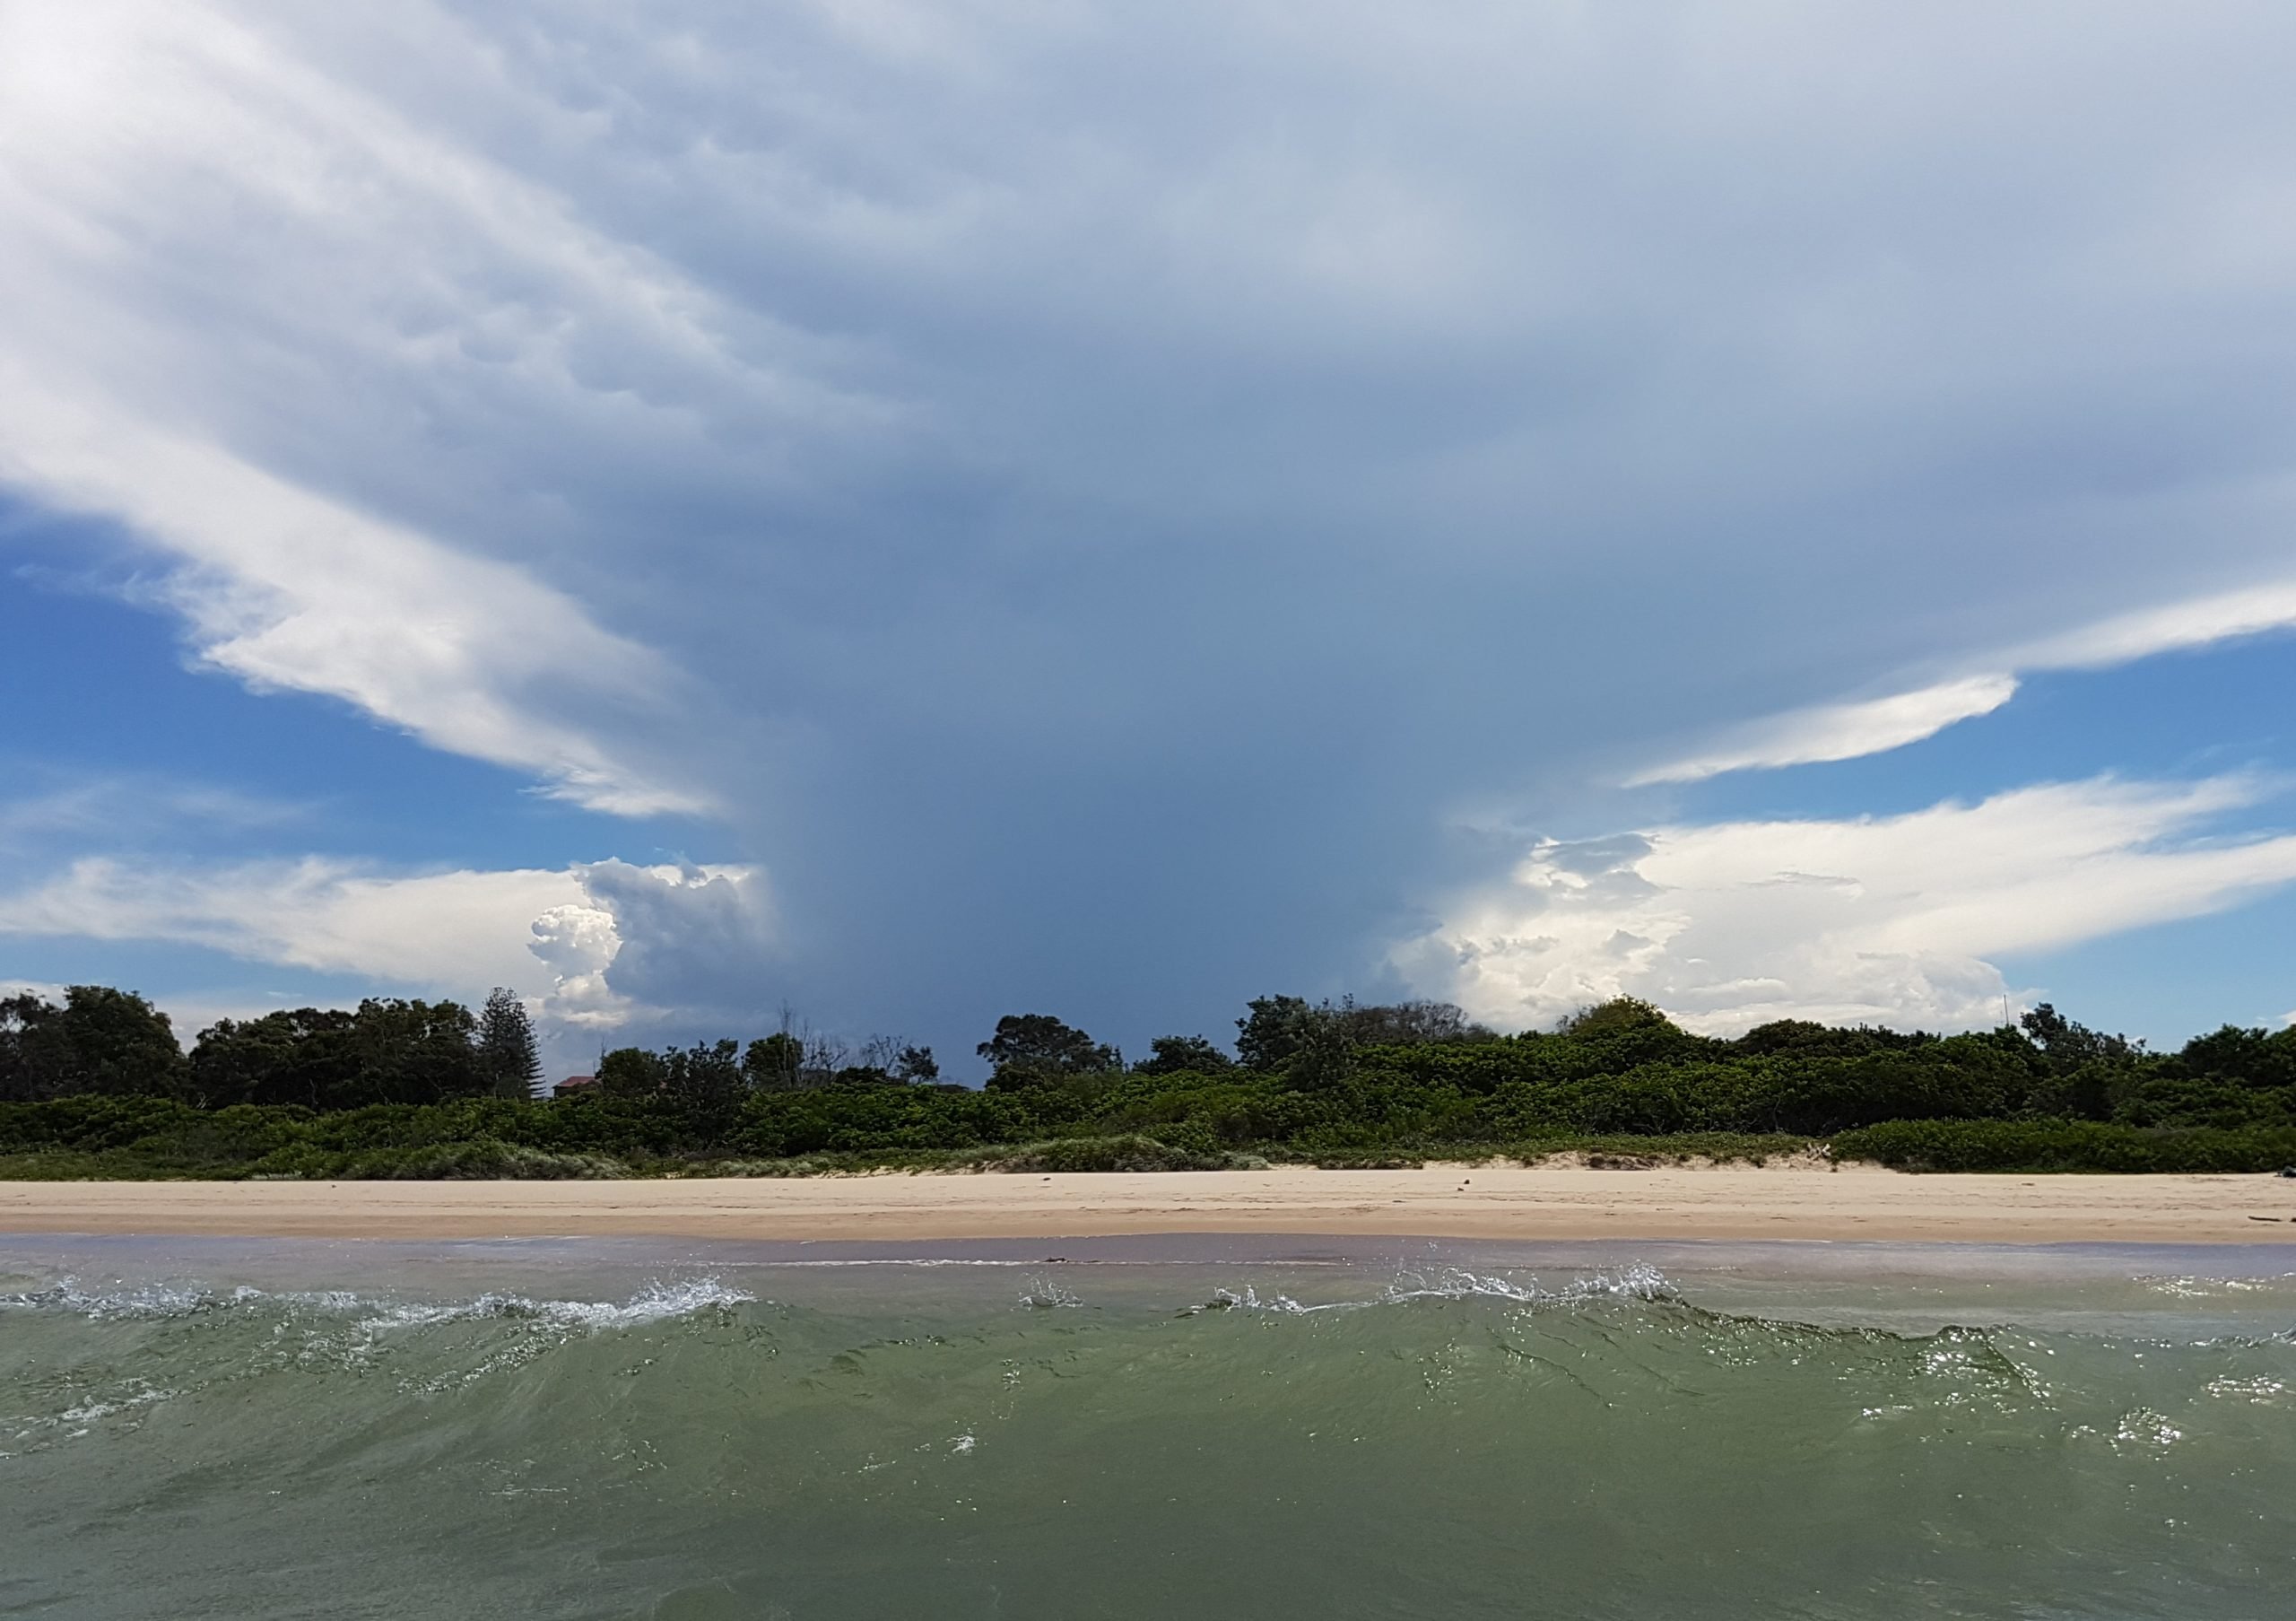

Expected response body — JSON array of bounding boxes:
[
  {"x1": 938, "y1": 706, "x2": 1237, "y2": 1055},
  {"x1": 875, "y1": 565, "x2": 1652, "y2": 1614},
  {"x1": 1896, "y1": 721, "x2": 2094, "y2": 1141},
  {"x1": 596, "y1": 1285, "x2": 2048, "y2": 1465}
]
[{"x1": 5, "y1": 1163, "x2": 2296, "y2": 1243}]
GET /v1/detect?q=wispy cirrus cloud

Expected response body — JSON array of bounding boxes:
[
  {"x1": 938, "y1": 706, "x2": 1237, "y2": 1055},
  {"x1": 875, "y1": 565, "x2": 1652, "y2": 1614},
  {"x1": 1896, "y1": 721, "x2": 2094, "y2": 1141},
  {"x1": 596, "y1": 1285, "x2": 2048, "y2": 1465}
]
[
  {"x1": 2015, "y1": 578, "x2": 2296, "y2": 672},
  {"x1": 1626, "y1": 675, "x2": 2022, "y2": 786},
  {"x1": 0, "y1": 0, "x2": 884, "y2": 819},
  {"x1": 0, "y1": 771, "x2": 309, "y2": 850},
  {"x1": 1627, "y1": 579, "x2": 2296, "y2": 788},
  {"x1": 0, "y1": 374, "x2": 712, "y2": 816}
]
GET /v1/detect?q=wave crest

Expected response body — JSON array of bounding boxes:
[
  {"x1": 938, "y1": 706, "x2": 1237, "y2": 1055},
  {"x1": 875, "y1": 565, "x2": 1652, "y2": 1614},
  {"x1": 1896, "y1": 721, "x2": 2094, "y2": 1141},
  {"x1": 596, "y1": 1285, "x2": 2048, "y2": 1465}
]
[
  {"x1": 1187, "y1": 1263, "x2": 1678, "y2": 1316},
  {"x1": 1, "y1": 1275, "x2": 754, "y2": 1330}
]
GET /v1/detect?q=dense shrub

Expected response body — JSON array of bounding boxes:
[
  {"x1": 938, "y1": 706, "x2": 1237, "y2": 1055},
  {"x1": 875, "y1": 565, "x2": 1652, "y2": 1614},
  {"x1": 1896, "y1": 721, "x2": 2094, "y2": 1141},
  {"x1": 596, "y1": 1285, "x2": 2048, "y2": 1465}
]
[
  {"x1": 7, "y1": 994, "x2": 2296, "y2": 1177},
  {"x1": 989, "y1": 1134, "x2": 1249, "y2": 1172},
  {"x1": 1833, "y1": 1119, "x2": 2296, "y2": 1174},
  {"x1": 340, "y1": 1141, "x2": 628, "y2": 1180}
]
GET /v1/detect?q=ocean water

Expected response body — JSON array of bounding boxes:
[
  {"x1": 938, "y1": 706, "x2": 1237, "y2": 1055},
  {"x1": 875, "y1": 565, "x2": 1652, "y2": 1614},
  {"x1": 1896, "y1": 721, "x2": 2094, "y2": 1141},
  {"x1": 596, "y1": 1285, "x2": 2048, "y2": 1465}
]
[{"x1": 4, "y1": 1236, "x2": 2293, "y2": 1619}]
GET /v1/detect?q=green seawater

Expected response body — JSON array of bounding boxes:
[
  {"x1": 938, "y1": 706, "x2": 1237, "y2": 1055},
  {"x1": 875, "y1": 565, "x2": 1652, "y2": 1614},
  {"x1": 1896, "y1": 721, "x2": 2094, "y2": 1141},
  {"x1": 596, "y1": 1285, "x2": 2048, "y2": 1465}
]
[{"x1": 4, "y1": 1237, "x2": 2294, "y2": 1618}]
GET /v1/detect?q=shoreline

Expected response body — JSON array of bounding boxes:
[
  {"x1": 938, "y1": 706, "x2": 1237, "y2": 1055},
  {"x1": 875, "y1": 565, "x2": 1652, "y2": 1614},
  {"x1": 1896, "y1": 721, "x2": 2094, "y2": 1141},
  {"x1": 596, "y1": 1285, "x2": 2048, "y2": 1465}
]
[{"x1": 6, "y1": 1164, "x2": 2296, "y2": 1244}]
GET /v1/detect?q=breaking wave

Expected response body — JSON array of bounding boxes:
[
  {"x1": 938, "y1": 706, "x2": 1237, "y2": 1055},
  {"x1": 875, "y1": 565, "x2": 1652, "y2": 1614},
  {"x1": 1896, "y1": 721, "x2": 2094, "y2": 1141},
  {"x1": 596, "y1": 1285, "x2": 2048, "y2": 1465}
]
[
  {"x1": 0, "y1": 1275, "x2": 754, "y2": 1329},
  {"x1": 9, "y1": 1253, "x2": 2296, "y2": 1618},
  {"x1": 1184, "y1": 1262, "x2": 1677, "y2": 1316}
]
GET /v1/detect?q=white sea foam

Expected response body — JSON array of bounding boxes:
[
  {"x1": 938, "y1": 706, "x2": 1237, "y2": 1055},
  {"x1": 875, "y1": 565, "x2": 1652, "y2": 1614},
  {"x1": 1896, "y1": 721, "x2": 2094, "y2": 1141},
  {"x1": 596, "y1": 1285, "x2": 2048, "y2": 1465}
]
[
  {"x1": 0, "y1": 1278, "x2": 227, "y2": 1320},
  {"x1": 354, "y1": 1277, "x2": 755, "y2": 1334},
  {"x1": 46, "y1": 1383, "x2": 178, "y2": 1427},
  {"x1": 1016, "y1": 1276, "x2": 1084, "y2": 1310},
  {"x1": 1192, "y1": 1263, "x2": 1678, "y2": 1316},
  {"x1": 2140, "y1": 1274, "x2": 2292, "y2": 1300},
  {"x1": 3, "y1": 1378, "x2": 179, "y2": 1448},
  {"x1": 2, "y1": 1275, "x2": 754, "y2": 1332}
]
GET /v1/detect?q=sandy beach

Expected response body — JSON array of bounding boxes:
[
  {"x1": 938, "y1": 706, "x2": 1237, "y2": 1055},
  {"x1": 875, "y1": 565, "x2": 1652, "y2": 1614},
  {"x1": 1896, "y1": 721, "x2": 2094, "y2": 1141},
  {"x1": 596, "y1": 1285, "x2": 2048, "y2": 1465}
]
[{"x1": 5, "y1": 1163, "x2": 2296, "y2": 1243}]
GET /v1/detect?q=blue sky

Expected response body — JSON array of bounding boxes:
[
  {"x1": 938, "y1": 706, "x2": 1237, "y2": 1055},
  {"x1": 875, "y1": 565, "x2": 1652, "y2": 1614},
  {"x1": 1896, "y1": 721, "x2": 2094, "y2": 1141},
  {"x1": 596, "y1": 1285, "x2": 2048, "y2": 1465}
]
[{"x1": 3, "y1": 2, "x2": 2295, "y2": 1075}]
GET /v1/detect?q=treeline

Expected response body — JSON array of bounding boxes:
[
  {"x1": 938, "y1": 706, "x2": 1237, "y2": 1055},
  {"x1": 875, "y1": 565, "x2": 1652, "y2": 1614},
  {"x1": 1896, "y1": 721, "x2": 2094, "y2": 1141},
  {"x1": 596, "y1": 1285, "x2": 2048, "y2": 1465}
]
[
  {"x1": 5, "y1": 985, "x2": 2296, "y2": 1175},
  {"x1": 0, "y1": 985, "x2": 548, "y2": 1108}
]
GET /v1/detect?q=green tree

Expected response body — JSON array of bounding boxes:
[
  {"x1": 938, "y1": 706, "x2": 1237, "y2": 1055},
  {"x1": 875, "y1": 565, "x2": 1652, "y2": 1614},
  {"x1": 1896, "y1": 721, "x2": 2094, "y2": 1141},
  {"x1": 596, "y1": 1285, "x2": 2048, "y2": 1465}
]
[
  {"x1": 192, "y1": 1000, "x2": 482, "y2": 1111},
  {"x1": 978, "y1": 1014, "x2": 1117, "y2": 1090},
  {"x1": 345, "y1": 998, "x2": 486, "y2": 1105},
  {"x1": 1133, "y1": 1034, "x2": 1234, "y2": 1076},
  {"x1": 2020, "y1": 1003, "x2": 2137, "y2": 1070},
  {"x1": 861, "y1": 1034, "x2": 941, "y2": 1085},
  {"x1": 0, "y1": 986, "x2": 187, "y2": 1101},
  {"x1": 1556, "y1": 997, "x2": 1676, "y2": 1039},
  {"x1": 1235, "y1": 995, "x2": 1315, "y2": 1071},
  {"x1": 2178, "y1": 1023, "x2": 2296, "y2": 1089},
  {"x1": 1236, "y1": 995, "x2": 1359, "y2": 1085},
  {"x1": 1282, "y1": 1002, "x2": 1357, "y2": 1091},
  {"x1": 598, "y1": 1046, "x2": 667, "y2": 1098},
  {"x1": 742, "y1": 1033, "x2": 804, "y2": 1091},
  {"x1": 664, "y1": 1040, "x2": 744, "y2": 1112},
  {"x1": 477, "y1": 988, "x2": 544, "y2": 1100},
  {"x1": 1341, "y1": 999, "x2": 1494, "y2": 1045},
  {"x1": 190, "y1": 1008, "x2": 359, "y2": 1108},
  {"x1": 1735, "y1": 1019, "x2": 1934, "y2": 1059}
]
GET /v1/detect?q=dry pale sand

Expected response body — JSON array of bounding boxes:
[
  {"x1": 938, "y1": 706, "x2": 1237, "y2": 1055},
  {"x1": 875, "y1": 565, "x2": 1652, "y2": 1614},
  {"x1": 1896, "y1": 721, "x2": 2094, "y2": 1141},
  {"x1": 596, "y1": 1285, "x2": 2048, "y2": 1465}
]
[{"x1": 5, "y1": 1163, "x2": 2296, "y2": 1243}]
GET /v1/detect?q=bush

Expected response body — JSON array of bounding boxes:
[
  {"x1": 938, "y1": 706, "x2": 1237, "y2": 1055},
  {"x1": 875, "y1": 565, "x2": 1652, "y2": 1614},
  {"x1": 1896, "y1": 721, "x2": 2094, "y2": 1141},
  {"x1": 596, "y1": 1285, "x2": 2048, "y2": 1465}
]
[
  {"x1": 985, "y1": 1134, "x2": 1257, "y2": 1173},
  {"x1": 251, "y1": 1138, "x2": 630, "y2": 1180},
  {"x1": 4, "y1": 998, "x2": 2296, "y2": 1179},
  {"x1": 1833, "y1": 1119, "x2": 2296, "y2": 1174}
]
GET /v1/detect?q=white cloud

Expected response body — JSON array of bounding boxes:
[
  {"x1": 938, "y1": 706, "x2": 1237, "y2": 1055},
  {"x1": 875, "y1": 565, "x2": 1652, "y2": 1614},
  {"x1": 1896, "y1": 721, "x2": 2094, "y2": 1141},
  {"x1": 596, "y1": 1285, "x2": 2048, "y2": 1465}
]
[
  {"x1": 1397, "y1": 774, "x2": 2296, "y2": 1035},
  {"x1": 0, "y1": 855, "x2": 774, "y2": 1033},
  {"x1": 0, "y1": 0, "x2": 880, "y2": 817},
  {"x1": 0, "y1": 772, "x2": 309, "y2": 849},
  {"x1": 1, "y1": 980, "x2": 72, "y2": 1006},
  {"x1": 2015, "y1": 578, "x2": 2296, "y2": 671},
  {"x1": 0, "y1": 369, "x2": 710, "y2": 816},
  {"x1": 1629, "y1": 577, "x2": 2296, "y2": 788},
  {"x1": 527, "y1": 899, "x2": 629, "y2": 1031},
  {"x1": 569, "y1": 859, "x2": 780, "y2": 1013},
  {"x1": 1626, "y1": 675, "x2": 2020, "y2": 785},
  {"x1": 0, "y1": 857, "x2": 583, "y2": 990},
  {"x1": 10, "y1": 0, "x2": 2296, "y2": 1048}
]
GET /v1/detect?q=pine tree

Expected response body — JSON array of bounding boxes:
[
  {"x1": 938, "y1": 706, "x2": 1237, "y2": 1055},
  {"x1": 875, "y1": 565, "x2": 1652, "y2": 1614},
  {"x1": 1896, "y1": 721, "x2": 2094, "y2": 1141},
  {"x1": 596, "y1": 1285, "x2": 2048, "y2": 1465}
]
[{"x1": 476, "y1": 987, "x2": 544, "y2": 1100}]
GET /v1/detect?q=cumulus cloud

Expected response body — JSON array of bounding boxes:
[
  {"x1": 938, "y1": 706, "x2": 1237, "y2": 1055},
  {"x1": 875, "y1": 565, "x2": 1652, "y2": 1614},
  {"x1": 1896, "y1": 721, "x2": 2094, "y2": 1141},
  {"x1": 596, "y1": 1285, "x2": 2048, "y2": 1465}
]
[
  {"x1": 0, "y1": 855, "x2": 773, "y2": 1034},
  {"x1": 526, "y1": 900, "x2": 628, "y2": 1031},
  {"x1": 569, "y1": 859, "x2": 779, "y2": 1014},
  {"x1": 1396, "y1": 775, "x2": 2296, "y2": 1035},
  {"x1": 0, "y1": 857, "x2": 584, "y2": 992},
  {"x1": 526, "y1": 860, "x2": 780, "y2": 1028}
]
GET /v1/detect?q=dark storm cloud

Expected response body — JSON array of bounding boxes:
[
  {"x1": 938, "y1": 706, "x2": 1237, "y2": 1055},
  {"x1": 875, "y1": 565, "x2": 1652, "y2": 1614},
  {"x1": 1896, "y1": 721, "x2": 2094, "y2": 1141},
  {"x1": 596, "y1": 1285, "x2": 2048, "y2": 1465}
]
[{"x1": 8, "y1": 1, "x2": 2296, "y2": 1046}]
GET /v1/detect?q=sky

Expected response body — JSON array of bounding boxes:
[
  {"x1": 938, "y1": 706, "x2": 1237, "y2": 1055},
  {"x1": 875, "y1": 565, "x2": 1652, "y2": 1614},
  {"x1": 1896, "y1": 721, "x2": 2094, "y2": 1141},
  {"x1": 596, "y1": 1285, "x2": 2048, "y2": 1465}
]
[{"x1": 3, "y1": 0, "x2": 2296, "y2": 1077}]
